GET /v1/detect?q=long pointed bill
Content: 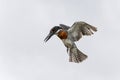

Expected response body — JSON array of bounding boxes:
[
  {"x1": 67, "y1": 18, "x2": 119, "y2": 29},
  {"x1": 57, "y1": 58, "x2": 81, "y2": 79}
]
[{"x1": 44, "y1": 32, "x2": 54, "y2": 42}]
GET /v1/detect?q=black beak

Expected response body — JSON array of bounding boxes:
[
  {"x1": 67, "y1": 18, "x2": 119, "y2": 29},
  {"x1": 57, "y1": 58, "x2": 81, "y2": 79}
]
[
  {"x1": 44, "y1": 26, "x2": 62, "y2": 42},
  {"x1": 44, "y1": 32, "x2": 54, "y2": 42}
]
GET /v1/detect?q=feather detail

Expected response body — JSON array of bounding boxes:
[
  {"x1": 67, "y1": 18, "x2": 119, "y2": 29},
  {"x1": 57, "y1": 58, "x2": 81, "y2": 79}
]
[{"x1": 69, "y1": 47, "x2": 88, "y2": 63}]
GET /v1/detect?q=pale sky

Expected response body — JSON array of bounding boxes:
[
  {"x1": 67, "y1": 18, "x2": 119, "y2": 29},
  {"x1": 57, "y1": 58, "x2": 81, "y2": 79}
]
[{"x1": 0, "y1": 0, "x2": 120, "y2": 80}]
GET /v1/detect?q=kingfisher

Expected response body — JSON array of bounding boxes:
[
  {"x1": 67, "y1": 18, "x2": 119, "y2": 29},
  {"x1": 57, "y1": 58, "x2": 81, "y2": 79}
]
[{"x1": 44, "y1": 21, "x2": 97, "y2": 63}]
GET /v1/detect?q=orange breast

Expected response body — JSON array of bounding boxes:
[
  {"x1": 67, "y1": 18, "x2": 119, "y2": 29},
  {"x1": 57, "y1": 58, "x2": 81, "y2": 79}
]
[{"x1": 57, "y1": 30, "x2": 68, "y2": 39}]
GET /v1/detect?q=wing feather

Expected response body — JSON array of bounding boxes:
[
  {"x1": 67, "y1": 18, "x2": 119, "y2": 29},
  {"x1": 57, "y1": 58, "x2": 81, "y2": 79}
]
[{"x1": 68, "y1": 21, "x2": 97, "y2": 41}]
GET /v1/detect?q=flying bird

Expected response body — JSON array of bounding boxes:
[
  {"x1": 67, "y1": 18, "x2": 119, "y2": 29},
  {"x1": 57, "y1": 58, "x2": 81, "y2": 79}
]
[{"x1": 44, "y1": 21, "x2": 97, "y2": 63}]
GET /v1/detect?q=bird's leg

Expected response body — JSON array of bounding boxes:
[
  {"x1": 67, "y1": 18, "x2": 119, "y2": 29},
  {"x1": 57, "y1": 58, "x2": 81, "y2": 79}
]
[
  {"x1": 66, "y1": 48, "x2": 72, "y2": 62},
  {"x1": 69, "y1": 49, "x2": 72, "y2": 62},
  {"x1": 66, "y1": 46, "x2": 70, "y2": 53},
  {"x1": 67, "y1": 48, "x2": 69, "y2": 53}
]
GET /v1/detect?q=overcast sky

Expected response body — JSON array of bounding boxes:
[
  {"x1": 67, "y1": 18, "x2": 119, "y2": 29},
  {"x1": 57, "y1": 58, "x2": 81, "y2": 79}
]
[{"x1": 0, "y1": 0, "x2": 120, "y2": 80}]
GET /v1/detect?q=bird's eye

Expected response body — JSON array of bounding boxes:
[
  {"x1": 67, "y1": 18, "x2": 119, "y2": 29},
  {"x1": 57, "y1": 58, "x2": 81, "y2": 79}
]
[
  {"x1": 52, "y1": 29, "x2": 55, "y2": 32},
  {"x1": 50, "y1": 29, "x2": 54, "y2": 33}
]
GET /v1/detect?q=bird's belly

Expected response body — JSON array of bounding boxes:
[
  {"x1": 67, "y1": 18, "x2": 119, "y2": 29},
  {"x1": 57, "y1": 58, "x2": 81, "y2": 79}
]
[{"x1": 62, "y1": 39, "x2": 73, "y2": 48}]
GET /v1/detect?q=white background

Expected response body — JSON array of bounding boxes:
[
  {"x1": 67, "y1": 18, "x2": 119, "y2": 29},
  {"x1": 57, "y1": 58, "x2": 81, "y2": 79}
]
[{"x1": 0, "y1": 0, "x2": 120, "y2": 80}]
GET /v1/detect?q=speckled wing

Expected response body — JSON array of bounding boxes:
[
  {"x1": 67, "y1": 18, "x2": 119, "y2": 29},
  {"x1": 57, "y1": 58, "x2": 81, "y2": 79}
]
[
  {"x1": 59, "y1": 24, "x2": 70, "y2": 30},
  {"x1": 68, "y1": 21, "x2": 97, "y2": 41}
]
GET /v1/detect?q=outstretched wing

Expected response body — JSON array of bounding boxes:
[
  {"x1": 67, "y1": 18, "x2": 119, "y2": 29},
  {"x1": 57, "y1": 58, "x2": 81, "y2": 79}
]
[
  {"x1": 59, "y1": 24, "x2": 70, "y2": 30},
  {"x1": 68, "y1": 21, "x2": 97, "y2": 41}
]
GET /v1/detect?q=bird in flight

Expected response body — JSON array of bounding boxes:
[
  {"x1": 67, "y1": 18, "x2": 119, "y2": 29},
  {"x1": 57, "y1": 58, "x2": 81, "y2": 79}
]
[{"x1": 44, "y1": 21, "x2": 97, "y2": 63}]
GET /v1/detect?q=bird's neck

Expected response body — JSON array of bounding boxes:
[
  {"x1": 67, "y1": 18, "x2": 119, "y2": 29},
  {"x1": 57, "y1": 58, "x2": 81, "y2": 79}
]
[{"x1": 57, "y1": 30, "x2": 68, "y2": 39}]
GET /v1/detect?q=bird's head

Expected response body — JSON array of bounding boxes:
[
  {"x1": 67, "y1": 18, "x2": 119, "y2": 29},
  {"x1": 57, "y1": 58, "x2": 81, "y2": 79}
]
[{"x1": 44, "y1": 26, "x2": 62, "y2": 42}]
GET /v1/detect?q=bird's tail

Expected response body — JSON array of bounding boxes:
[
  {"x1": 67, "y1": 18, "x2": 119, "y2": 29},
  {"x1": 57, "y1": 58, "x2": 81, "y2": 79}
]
[{"x1": 69, "y1": 47, "x2": 88, "y2": 63}]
